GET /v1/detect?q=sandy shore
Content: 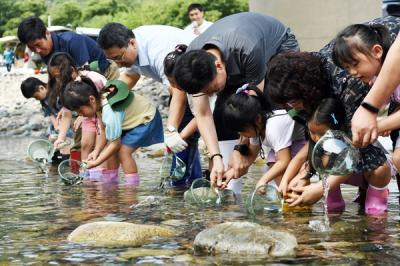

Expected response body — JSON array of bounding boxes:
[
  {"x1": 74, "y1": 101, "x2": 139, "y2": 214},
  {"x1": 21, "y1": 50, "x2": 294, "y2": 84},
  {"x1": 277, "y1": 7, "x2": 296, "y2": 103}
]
[{"x1": 0, "y1": 68, "x2": 169, "y2": 138}]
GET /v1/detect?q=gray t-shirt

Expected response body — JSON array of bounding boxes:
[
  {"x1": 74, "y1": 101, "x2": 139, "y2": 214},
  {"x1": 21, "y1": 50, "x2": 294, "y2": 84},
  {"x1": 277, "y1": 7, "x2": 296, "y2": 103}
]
[{"x1": 188, "y1": 12, "x2": 289, "y2": 88}]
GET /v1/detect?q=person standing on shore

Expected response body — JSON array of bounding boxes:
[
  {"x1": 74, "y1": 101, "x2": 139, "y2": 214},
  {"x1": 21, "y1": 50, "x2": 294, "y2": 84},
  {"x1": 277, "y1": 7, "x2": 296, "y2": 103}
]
[
  {"x1": 3, "y1": 46, "x2": 15, "y2": 72},
  {"x1": 184, "y1": 3, "x2": 213, "y2": 35}
]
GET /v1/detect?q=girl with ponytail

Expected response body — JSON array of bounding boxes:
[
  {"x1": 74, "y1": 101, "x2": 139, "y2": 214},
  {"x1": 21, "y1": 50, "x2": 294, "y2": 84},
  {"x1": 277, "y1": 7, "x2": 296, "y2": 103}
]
[
  {"x1": 332, "y1": 24, "x2": 400, "y2": 213},
  {"x1": 221, "y1": 84, "x2": 307, "y2": 189}
]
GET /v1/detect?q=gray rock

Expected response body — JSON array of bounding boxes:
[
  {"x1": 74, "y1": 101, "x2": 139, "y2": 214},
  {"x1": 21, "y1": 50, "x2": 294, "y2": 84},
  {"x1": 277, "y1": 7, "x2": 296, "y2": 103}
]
[
  {"x1": 0, "y1": 109, "x2": 9, "y2": 118},
  {"x1": 193, "y1": 222, "x2": 297, "y2": 257},
  {"x1": 28, "y1": 114, "x2": 45, "y2": 131},
  {"x1": 12, "y1": 126, "x2": 28, "y2": 135},
  {"x1": 67, "y1": 221, "x2": 176, "y2": 247}
]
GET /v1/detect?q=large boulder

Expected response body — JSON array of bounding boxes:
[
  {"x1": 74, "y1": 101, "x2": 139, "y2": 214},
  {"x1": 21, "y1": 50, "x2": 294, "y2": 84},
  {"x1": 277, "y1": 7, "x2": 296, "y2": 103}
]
[
  {"x1": 193, "y1": 222, "x2": 297, "y2": 257},
  {"x1": 68, "y1": 221, "x2": 176, "y2": 247}
]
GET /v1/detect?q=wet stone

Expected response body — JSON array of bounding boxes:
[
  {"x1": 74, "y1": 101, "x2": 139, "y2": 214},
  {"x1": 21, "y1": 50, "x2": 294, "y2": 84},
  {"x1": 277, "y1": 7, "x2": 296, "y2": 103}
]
[
  {"x1": 118, "y1": 248, "x2": 176, "y2": 260},
  {"x1": 67, "y1": 221, "x2": 176, "y2": 247},
  {"x1": 193, "y1": 221, "x2": 297, "y2": 257}
]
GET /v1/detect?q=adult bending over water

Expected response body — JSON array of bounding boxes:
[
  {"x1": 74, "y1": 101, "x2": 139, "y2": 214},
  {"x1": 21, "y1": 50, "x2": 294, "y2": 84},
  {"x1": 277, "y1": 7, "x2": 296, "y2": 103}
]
[
  {"x1": 266, "y1": 15, "x2": 400, "y2": 211},
  {"x1": 173, "y1": 12, "x2": 299, "y2": 191},
  {"x1": 97, "y1": 23, "x2": 202, "y2": 187}
]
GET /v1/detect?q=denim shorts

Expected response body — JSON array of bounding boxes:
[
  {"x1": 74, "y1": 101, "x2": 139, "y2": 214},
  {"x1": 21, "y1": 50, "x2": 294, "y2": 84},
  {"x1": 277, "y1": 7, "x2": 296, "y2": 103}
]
[{"x1": 121, "y1": 110, "x2": 164, "y2": 148}]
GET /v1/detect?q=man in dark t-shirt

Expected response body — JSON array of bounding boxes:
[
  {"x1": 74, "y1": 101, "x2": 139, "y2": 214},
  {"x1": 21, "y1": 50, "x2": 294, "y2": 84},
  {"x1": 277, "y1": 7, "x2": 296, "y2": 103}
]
[
  {"x1": 174, "y1": 12, "x2": 299, "y2": 191},
  {"x1": 17, "y1": 16, "x2": 119, "y2": 80}
]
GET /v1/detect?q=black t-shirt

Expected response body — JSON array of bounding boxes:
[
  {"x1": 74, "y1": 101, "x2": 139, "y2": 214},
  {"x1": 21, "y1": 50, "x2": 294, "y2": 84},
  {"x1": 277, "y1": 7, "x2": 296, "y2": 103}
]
[{"x1": 188, "y1": 12, "x2": 289, "y2": 88}]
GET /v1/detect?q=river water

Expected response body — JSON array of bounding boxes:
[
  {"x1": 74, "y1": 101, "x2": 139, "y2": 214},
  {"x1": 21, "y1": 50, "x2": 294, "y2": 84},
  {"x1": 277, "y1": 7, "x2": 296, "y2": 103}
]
[{"x1": 1, "y1": 137, "x2": 400, "y2": 264}]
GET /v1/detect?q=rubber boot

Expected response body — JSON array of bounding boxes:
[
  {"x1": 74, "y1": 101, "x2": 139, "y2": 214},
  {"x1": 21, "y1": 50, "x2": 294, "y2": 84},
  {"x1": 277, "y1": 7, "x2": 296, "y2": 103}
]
[
  {"x1": 365, "y1": 185, "x2": 389, "y2": 215},
  {"x1": 87, "y1": 167, "x2": 105, "y2": 181},
  {"x1": 327, "y1": 186, "x2": 345, "y2": 212},
  {"x1": 125, "y1": 173, "x2": 140, "y2": 186},
  {"x1": 102, "y1": 169, "x2": 119, "y2": 183}
]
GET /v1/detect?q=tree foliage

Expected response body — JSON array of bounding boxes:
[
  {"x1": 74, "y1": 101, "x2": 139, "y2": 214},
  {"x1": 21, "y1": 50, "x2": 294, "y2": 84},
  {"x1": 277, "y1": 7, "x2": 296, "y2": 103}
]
[{"x1": 1, "y1": 0, "x2": 248, "y2": 37}]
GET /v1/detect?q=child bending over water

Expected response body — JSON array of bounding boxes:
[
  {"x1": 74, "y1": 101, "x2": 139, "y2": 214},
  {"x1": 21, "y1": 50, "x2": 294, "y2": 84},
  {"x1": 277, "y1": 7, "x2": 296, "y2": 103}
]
[
  {"x1": 21, "y1": 77, "x2": 72, "y2": 161},
  {"x1": 219, "y1": 84, "x2": 307, "y2": 189},
  {"x1": 62, "y1": 78, "x2": 163, "y2": 184},
  {"x1": 332, "y1": 24, "x2": 400, "y2": 175},
  {"x1": 47, "y1": 52, "x2": 110, "y2": 163},
  {"x1": 282, "y1": 98, "x2": 392, "y2": 214}
]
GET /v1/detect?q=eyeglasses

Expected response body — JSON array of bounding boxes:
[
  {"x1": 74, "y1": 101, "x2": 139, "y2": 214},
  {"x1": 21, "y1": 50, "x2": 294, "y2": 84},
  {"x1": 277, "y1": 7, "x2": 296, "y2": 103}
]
[
  {"x1": 109, "y1": 47, "x2": 128, "y2": 62},
  {"x1": 192, "y1": 92, "x2": 208, "y2": 98}
]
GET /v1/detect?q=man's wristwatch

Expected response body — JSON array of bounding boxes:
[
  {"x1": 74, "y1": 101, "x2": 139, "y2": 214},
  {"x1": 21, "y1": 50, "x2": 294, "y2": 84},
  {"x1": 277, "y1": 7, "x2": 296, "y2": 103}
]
[
  {"x1": 166, "y1": 125, "x2": 177, "y2": 133},
  {"x1": 234, "y1": 144, "x2": 249, "y2": 155},
  {"x1": 361, "y1": 101, "x2": 380, "y2": 114}
]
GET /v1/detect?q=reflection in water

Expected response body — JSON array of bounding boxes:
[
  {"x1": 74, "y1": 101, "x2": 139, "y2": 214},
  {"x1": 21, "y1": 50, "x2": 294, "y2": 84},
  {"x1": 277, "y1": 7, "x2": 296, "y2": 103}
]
[{"x1": 0, "y1": 137, "x2": 400, "y2": 264}]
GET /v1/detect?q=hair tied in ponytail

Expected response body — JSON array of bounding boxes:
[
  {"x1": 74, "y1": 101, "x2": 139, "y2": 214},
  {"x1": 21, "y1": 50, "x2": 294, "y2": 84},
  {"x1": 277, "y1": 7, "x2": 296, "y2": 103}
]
[
  {"x1": 236, "y1": 83, "x2": 250, "y2": 95},
  {"x1": 174, "y1": 44, "x2": 187, "y2": 54},
  {"x1": 330, "y1": 113, "x2": 338, "y2": 125}
]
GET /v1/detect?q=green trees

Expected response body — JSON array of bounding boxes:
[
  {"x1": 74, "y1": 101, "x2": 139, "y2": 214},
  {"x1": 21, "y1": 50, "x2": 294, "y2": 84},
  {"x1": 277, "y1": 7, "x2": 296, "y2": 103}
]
[
  {"x1": 118, "y1": 0, "x2": 248, "y2": 29},
  {"x1": 0, "y1": 0, "x2": 46, "y2": 36},
  {"x1": 0, "y1": 0, "x2": 248, "y2": 37}
]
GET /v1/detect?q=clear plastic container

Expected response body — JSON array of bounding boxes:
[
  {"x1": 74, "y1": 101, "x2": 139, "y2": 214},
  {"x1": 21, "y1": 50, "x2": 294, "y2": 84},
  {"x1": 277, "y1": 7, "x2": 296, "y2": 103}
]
[
  {"x1": 27, "y1": 139, "x2": 55, "y2": 164},
  {"x1": 159, "y1": 147, "x2": 186, "y2": 188},
  {"x1": 184, "y1": 178, "x2": 235, "y2": 206},
  {"x1": 58, "y1": 159, "x2": 87, "y2": 185},
  {"x1": 246, "y1": 184, "x2": 283, "y2": 215},
  {"x1": 312, "y1": 130, "x2": 360, "y2": 175}
]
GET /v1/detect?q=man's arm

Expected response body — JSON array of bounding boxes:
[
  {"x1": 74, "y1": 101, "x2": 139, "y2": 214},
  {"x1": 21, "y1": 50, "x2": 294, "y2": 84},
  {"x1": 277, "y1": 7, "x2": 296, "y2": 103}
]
[
  {"x1": 119, "y1": 72, "x2": 141, "y2": 89},
  {"x1": 167, "y1": 86, "x2": 186, "y2": 128},
  {"x1": 193, "y1": 94, "x2": 225, "y2": 185},
  {"x1": 352, "y1": 34, "x2": 400, "y2": 147}
]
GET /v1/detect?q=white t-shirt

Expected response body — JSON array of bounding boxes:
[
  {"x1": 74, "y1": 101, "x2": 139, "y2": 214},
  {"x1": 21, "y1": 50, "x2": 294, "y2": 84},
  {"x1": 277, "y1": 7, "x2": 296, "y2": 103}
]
[
  {"x1": 187, "y1": 93, "x2": 217, "y2": 115},
  {"x1": 125, "y1": 25, "x2": 196, "y2": 86},
  {"x1": 250, "y1": 109, "x2": 305, "y2": 152},
  {"x1": 184, "y1": 20, "x2": 213, "y2": 35}
]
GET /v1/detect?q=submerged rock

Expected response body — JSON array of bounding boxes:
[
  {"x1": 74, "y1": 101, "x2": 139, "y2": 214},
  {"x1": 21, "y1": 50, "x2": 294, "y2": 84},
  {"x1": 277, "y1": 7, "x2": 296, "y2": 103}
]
[
  {"x1": 118, "y1": 248, "x2": 176, "y2": 260},
  {"x1": 131, "y1": 196, "x2": 162, "y2": 208},
  {"x1": 67, "y1": 221, "x2": 176, "y2": 247},
  {"x1": 193, "y1": 222, "x2": 297, "y2": 257}
]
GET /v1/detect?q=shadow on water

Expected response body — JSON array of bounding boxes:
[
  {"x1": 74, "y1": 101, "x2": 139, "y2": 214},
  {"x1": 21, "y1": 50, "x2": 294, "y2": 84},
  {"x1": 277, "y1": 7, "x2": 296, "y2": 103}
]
[{"x1": 1, "y1": 137, "x2": 400, "y2": 264}]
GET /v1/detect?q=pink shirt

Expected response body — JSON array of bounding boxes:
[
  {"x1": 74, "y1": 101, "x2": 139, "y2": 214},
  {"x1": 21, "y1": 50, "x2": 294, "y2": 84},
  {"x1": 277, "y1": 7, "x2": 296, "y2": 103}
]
[
  {"x1": 79, "y1": 70, "x2": 107, "y2": 91},
  {"x1": 61, "y1": 71, "x2": 107, "y2": 114}
]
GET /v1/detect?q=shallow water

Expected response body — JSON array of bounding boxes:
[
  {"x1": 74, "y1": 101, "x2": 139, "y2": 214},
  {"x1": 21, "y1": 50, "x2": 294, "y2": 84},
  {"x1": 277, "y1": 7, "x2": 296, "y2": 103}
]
[{"x1": 1, "y1": 137, "x2": 400, "y2": 265}]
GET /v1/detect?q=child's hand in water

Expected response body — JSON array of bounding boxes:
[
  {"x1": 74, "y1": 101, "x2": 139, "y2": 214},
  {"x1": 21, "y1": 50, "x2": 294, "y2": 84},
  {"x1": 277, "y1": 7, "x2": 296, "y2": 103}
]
[
  {"x1": 87, "y1": 150, "x2": 100, "y2": 161},
  {"x1": 83, "y1": 160, "x2": 97, "y2": 169},
  {"x1": 288, "y1": 171, "x2": 311, "y2": 192},
  {"x1": 286, "y1": 183, "x2": 323, "y2": 207},
  {"x1": 255, "y1": 178, "x2": 268, "y2": 195},
  {"x1": 219, "y1": 168, "x2": 235, "y2": 189},
  {"x1": 54, "y1": 138, "x2": 66, "y2": 149},
  {"x1": 278, "y1": 180, "x2": 289, "y2": 198}
]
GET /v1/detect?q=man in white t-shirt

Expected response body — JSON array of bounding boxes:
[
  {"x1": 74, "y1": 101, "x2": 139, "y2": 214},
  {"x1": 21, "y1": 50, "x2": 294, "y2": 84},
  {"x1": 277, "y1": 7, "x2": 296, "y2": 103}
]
[
  {"x1": 98, "y1": 23, "x2": 202, "y2": 187},
  {"x1": 184, "y1": 3, "x2": 213, "y2": 35}
]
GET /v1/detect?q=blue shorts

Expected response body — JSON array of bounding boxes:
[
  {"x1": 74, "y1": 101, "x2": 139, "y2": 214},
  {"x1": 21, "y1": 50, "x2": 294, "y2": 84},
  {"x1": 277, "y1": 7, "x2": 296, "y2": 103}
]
[{"x1": 121, "y1": 110, "x2": 164, "y2": 148}]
